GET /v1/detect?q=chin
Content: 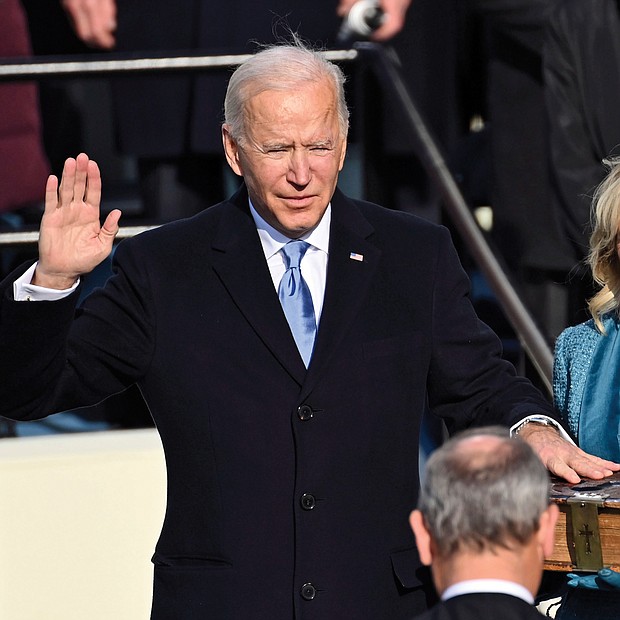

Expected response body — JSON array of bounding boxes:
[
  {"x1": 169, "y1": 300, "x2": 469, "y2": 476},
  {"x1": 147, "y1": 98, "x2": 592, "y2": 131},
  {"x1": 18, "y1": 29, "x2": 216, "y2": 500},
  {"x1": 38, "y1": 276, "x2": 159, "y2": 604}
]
[
  {"x1": 275, "y1": 216, "x2": 318, "y2": 237},
  {"x1": 282, "y1": 226, "x2": 313, "y2": 238}
]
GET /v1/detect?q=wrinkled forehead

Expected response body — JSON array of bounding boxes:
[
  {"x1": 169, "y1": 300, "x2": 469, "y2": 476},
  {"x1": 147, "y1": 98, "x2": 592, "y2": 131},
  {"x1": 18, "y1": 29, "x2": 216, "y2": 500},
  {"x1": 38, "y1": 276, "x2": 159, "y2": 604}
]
[{"x1": 242, "y1": 84, "x2": 344, "y2": 140}]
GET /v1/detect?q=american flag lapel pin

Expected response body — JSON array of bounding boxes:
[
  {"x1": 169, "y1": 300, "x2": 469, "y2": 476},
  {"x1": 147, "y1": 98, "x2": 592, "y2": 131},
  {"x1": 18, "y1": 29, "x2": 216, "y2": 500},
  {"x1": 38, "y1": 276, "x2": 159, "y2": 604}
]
[{"x1": 349, "y1": 252, "x2": 364, "y2": 262}]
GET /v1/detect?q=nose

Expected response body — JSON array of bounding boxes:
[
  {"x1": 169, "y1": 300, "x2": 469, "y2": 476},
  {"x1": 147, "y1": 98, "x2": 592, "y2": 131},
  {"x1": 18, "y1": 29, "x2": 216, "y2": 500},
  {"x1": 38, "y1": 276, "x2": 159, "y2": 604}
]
[{"x1": 286, "y1": 149, "x2": 311, "y2": 186}]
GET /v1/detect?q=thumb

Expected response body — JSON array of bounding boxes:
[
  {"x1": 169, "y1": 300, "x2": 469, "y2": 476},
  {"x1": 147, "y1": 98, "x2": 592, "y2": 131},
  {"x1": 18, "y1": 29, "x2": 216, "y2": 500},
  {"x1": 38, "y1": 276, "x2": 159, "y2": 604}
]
[{"x1": 101, "y1": 209, "x2": 122, "y2": 241}]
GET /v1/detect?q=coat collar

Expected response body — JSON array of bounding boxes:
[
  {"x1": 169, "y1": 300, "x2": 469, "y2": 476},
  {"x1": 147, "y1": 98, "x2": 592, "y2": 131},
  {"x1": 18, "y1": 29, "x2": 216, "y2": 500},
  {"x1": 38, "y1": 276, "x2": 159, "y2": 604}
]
[{"x1": 210, "y1": 185, "x2": 380, "y2": 390}]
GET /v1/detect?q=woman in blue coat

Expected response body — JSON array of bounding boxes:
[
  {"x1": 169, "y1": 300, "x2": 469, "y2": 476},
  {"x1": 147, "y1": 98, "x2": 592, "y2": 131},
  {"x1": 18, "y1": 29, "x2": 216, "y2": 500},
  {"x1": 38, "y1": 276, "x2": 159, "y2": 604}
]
[{"x1": 553, "y1": 158, "x2": 620, "y2": 461}]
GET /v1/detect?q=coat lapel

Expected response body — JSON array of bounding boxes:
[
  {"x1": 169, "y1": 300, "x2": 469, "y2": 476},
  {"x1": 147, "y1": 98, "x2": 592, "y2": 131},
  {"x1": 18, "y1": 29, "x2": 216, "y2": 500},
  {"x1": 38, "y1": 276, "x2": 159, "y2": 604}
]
[
  {"x1": 210, "y1": 188, "x2": 307, "y2": 384},
  {"x1": 301, "y1": 189, "x2": 380, "y2": 396}
]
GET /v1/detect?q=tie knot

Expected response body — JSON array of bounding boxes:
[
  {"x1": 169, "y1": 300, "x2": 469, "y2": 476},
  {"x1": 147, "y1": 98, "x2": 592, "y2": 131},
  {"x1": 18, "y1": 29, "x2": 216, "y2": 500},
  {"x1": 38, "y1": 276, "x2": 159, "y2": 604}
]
[{"x1": 281, "y1": 240, "x2": 310, "y2": 269}]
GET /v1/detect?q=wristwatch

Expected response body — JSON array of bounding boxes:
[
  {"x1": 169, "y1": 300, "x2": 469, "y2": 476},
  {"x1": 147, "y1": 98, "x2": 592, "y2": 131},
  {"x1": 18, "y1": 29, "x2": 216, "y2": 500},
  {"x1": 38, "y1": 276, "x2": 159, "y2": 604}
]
[{"x1": 510, "y1": 415, "x2": 574, "y2": 444}]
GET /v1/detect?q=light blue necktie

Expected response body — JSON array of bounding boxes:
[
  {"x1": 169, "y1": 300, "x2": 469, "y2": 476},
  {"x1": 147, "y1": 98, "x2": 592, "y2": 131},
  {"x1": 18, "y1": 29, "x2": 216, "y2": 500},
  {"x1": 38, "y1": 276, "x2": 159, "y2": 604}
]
[{"x1": 278, "y1": 240, "x2": 316, "y2": 367}]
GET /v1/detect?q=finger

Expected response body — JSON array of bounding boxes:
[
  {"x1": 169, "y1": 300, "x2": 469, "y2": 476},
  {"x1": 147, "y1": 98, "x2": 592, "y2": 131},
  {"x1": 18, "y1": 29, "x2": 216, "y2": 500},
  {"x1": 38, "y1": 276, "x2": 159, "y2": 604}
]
[
  {"x1": 74, "y1": 6, "x2": 96, "y2": 45},
  {"x1": 595, "y1": 456, "x2": 620, "y2": 471},
  {"x1": 100, "y1": 209, "x2": 122, "y2": 251},
  {"x1": 545, "y1": 455, "x2": 581, "y2": 484},
  {"x1": 91, "y1": 0, "x2": 117, "y2": 48},
  {"x1": 44, "y1": 175, "x2": 59, "y2": 211},
  {"x1": 337, "y1": 0, "x2": 357, "y2": 17},
  {"x1": 565, "y1": 446, "x2": 620, "y2": 475},
  {"x1": 572, "y1": 462, "x2": 615, "y2": 480},
  {"x1": 578, "y1": 456, "x2": 617, "y2": 478},
  {"x1": 92, "y1": 29, "x2": 116, "y2": 49},
  {"x1": 73, "y1": 153, "x2": 90, "y2": 203},
  {"x1": 101, "y1": 209, "x2": 122, "y2": 238},
  {"x1": 65, "y1": 0, "x2": 116, "y2": 49},
  {"x1": 371, "y1": 14, "x2": 405, "y2": 41},
  {"x1": 66, "y1": 9, "x2": 92, "y2": 43},
  {"x1": 88, "y1": 20, "x2": 116, "y2": 49},
  {"x1": 371, "y1": 0, "x2": 409, "y2": 41},
  {"x1": 84, "y1": 159, "x2": 102, "y2": 207},
  {"x1": 554, "y1": 452, "x2": 616, "y2": 482},
  {"x1": 58, "y1": 157, "x2": 77, "y2": 207}
]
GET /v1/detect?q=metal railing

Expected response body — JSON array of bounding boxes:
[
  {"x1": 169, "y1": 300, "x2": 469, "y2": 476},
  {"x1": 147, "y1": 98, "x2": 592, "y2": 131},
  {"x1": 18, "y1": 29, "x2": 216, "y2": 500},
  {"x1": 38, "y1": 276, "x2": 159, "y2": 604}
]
[
  {"x1": 0, "y1": 44, "x2": 553, "y2": 393},
  {"x1": 0, "y1": 49, "x2": 358, "y2": 81}
]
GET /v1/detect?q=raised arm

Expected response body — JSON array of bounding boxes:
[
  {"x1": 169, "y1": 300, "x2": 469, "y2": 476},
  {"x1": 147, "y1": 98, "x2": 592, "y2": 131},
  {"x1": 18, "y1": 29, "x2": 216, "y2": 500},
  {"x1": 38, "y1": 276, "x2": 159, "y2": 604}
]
[{"x1": 34, "y1": 153, "x2": 121, "y2": 289}]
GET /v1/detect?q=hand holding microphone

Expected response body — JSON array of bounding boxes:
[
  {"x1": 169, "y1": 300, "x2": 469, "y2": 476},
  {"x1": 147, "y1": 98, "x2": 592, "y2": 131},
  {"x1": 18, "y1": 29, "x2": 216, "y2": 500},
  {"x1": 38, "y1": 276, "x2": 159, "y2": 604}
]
[
  {"x1": 336, "y1": 0, "x2": 411, "y2": 44},
  {"x1": 337, "y1": 0, "x2": 385, "y2": 44}
]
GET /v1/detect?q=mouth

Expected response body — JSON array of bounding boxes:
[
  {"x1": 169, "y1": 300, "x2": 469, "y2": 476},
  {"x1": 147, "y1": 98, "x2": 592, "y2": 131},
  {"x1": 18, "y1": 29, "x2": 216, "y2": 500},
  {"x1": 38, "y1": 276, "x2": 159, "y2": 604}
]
[{"x1": 281, "y1": 195, "x2": 315, "y2": 205}]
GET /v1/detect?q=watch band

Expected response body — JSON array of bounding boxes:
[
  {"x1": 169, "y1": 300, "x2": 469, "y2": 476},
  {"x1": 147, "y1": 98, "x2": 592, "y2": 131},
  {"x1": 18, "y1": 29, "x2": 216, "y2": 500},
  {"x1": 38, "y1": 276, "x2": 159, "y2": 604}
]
[{"x1": 510, "y1": 415, "x2": 574, "y2": 445}]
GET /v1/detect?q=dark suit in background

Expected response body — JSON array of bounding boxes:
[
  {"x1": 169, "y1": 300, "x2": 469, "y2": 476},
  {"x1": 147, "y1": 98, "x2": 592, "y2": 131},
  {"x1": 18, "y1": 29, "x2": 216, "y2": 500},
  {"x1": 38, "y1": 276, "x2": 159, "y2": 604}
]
[
  {"x1": 543, "y1": 0, "x2": 620, "y2": 324},
  {"x1": 466, "y1": 0, "x2": 574, "y2": 339},
  {"x1": 370, "y1": 0, "x2": 575, "y2": 339}
]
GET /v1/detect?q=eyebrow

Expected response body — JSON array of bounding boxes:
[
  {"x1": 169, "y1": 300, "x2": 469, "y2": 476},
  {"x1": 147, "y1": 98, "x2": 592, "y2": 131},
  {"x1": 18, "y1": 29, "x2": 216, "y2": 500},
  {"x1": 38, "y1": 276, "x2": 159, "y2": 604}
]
[{"x1": 262, "y1": 138, "x2": 335, "y2": 149}]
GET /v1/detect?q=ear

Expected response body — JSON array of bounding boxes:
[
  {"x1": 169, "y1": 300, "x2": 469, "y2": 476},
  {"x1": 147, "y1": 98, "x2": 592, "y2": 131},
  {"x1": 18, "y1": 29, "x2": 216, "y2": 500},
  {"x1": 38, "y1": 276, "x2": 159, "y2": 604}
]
[
  {"x1": 537, "y1": 504, "x2": 559, "y2": 559},
  {"x1": 222, "y1": 124, "x2": 243, "y2": 177},
  {"x1": 337, "y1": 138, "x2": 348, "y2": 172},
  {"x1": 410, "y1": 509, "x2": 433, "y2": 567}
]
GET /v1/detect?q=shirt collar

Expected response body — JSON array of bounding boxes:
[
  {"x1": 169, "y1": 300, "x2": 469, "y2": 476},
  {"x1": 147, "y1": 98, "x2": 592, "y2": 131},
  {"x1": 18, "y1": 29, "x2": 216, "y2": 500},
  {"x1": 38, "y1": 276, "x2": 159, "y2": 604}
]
[
  {"x1": 442, "y1": 579, "x2": 534, "y2": 605},
  {"x1": 248, "y1": 199, "x2": 331, "y2": 260}
]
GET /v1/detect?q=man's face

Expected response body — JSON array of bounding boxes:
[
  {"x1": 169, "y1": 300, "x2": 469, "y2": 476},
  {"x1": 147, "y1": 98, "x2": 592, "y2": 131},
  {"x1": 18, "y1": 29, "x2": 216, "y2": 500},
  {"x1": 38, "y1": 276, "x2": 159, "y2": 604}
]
[{"x1": 223, "y1": 79, "x2": 347, "y2": 238}]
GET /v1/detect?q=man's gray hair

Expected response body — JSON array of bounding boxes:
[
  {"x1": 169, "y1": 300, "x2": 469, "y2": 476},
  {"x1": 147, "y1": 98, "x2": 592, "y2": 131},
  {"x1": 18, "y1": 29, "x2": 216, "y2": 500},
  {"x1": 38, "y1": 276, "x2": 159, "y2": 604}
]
[
  {"x1": 224, "y1": 38, "x2": 349, "y2": 145},
  {"x1": 417, "y1": 426, "x2": 551, "y2": 556}
]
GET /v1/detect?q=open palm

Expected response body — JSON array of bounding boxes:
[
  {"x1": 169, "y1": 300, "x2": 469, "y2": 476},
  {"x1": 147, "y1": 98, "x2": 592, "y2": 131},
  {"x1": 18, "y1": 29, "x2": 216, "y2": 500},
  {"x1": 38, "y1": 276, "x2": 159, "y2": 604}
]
[{"x1": 36, "y1": 153, "x2": 121, "y2": 289}]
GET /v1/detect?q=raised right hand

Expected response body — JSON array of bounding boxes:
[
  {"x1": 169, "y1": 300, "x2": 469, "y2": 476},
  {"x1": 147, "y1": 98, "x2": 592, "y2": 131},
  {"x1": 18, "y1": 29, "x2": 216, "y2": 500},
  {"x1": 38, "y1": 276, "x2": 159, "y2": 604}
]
[{"x1": 34, "y1": 153, "x2": 121, "y2": 290}]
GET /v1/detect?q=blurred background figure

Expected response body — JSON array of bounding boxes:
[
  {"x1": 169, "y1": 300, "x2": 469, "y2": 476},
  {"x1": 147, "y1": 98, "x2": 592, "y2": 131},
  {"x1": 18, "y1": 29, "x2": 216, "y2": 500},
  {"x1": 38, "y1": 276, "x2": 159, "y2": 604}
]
[
  {"x1": 543, "y1": 0, "x2": 620, "y2": 327},
  {"x1": 467, "y1": 0, "x2": 574, "y2": 341},
  {"x1": 369, "y1": 0, "x2": 575, "y2": 346},
  {"x1": 0, "y1": 0, "x2": 49, "y2": 231}
]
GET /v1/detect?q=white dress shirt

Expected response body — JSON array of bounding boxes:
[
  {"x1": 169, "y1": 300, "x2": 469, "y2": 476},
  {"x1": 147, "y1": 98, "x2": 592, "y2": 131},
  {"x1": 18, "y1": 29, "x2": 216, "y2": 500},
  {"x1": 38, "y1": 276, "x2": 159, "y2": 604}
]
[
  {"x1": 249, "y1": 200, "x2": 330, "y2": 324},
  {"x1": 441, "y1": 579, "x2": 534, "y2": 604},
  {"x1": 14, "y1": 262, "x2": 79, "y2": 301}
]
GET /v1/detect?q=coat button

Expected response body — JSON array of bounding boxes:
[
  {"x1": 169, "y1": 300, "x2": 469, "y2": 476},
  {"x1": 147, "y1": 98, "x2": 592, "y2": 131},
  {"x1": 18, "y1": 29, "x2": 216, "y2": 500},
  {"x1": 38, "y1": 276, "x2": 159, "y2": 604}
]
[
  {"x1": 300, "y1": 493, "x2": 316, "y2": 510},
  {"x1": 301, "y1": 583, "x2": 317, "y2": 600},
  {"x1": 297, "y1": 404, "x2": 313, "y2": 421}
]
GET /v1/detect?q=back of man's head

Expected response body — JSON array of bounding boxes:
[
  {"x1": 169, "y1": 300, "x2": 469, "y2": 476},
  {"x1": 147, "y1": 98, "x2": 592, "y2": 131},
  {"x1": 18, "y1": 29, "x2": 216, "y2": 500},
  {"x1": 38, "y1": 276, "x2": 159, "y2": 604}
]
[{"x1": 416, "y1": 426, "x2": 551, "y2": 556}]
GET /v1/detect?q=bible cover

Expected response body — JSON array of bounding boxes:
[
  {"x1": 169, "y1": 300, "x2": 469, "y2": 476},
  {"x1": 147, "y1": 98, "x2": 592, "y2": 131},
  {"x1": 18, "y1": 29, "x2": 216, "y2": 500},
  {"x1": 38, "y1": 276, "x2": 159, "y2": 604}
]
[{"x1": 546, "y1": 472, "x2": 620, "y2": 572}]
